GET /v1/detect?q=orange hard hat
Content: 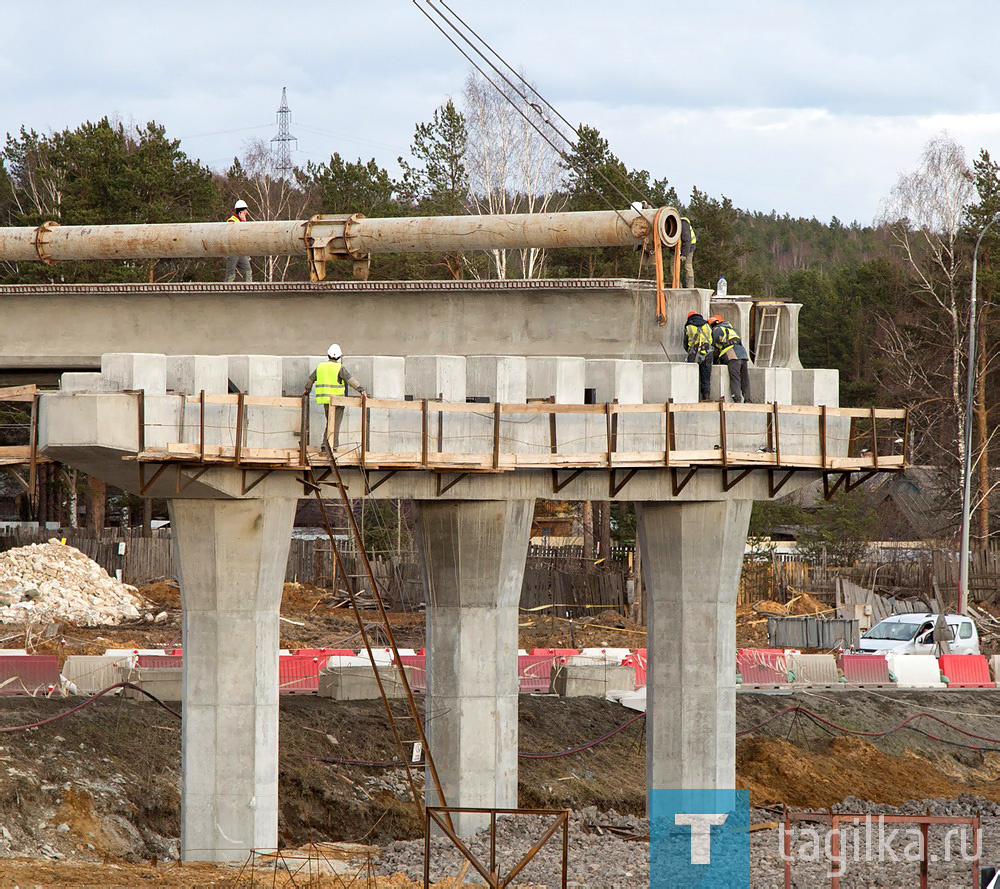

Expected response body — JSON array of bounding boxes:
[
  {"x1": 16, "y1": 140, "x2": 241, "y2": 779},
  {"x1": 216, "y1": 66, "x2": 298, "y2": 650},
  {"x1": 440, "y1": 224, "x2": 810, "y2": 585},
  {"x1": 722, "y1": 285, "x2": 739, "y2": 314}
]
[
  {"x1": 686, "y1": 310, "x2": 699, "y2": 318},
  {"x1": 708, "y1": 314, "x2": 724, "y2": 324}
]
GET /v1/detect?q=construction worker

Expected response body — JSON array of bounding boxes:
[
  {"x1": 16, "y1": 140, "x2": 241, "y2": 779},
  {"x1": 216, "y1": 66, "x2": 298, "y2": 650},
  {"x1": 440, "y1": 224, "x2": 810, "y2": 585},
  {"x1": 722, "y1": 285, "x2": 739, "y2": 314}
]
[
  {"x1": 224, "y1": 199, "x2": 252, "y2": 283},
  {"x1": 683, "y1": 310, "x2": 714, "y2": 402},
  {"x1": 709, "y1": 315, "x2": 753, "y2": 403},
  {"x1": 301, "y1": 344, "x2": 368, "y2": 453},
  {"x1": 680, "y1": 216, "x2": 696, "y2": 288}
]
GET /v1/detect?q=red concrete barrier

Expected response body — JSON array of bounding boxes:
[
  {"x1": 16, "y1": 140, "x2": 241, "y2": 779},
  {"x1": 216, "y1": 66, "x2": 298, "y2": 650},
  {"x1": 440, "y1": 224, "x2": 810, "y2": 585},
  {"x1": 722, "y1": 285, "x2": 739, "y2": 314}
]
[
  {"x1": 839, "y1": 653, "x2": 892, "y2": 686},
  {"x1": 278, "y1": 655, "x2": 322, "y2": 693},
  {"x1": 398, "y1": 655, "x2": 427, "y2": 692},
  {"x1": 0, "y1": 656, "x2": 60, "y2": 696},
  {"x1": 737, "y1": 649, "x2": 787, "y2": 685},
  {"x1": 938, "y1": 654, "x2": 994, "y2": 688},
  {"x1": 622, "y1": 649, "x2": 647, "y2": 687},
  {"x1": 137, "y1": 655, "x2": 183, "y2": 669},
  {"x1": 518, "y1": 655, "x2": 555, "y2": 692}
]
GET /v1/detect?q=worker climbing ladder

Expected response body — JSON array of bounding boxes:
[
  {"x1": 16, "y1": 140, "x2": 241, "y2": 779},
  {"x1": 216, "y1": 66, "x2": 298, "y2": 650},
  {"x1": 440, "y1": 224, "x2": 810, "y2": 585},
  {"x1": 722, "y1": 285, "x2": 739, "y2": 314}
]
[{"x1": 754, "y1": 303, "x2": 782, "y2": 367}]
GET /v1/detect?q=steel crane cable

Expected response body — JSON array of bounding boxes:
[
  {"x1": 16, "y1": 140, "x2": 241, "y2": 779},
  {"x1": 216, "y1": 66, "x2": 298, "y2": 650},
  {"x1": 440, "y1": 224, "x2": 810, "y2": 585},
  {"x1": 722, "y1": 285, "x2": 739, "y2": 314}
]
[
  {"x1": 411, "y1": 0, "x2": 647, "y2": 224},
  {"x1": 433, "y1": 0, "x2": 656, "y2": 209}
]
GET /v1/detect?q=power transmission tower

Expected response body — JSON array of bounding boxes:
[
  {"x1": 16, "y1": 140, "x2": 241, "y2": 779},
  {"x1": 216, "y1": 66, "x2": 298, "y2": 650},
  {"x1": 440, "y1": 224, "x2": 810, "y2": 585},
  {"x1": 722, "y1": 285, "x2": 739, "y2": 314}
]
[{"x1": 271, "y1": 87, "x2": 297, "y2": 178}]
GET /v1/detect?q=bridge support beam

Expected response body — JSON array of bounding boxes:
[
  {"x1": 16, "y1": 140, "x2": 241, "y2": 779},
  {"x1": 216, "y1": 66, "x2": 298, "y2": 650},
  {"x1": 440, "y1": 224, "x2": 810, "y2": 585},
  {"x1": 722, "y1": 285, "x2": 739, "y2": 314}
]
[
  {"x1": 637, "y1": 499, "x2": 752, "y2": 799},
  {"x1": 170, "y1": 491, "x2": 298, "y2": 862},
  {"x1": 416, "y1": 499, "x2": 534, "y2": 836}
]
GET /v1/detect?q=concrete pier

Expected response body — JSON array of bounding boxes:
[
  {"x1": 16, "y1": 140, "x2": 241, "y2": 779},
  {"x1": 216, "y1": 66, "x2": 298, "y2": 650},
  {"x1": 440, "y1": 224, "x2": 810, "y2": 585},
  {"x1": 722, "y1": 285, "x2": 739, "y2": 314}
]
[
  {"x1": 636, "y1": 499, "x2": 752, "y2": 797},
  {"x1": 170, "y1": 489, "x2": 298, "y2": 862},
  {"x1": 416, "y1": 499, "x2": 534, "y2": 835}
]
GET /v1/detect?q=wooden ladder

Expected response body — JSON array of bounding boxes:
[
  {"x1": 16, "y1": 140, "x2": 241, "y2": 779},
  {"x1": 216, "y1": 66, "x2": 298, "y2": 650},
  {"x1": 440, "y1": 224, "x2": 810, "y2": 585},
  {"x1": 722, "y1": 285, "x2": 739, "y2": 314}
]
[{"x1": 755, "y1": 304, "x2": 781, "y2": 366}]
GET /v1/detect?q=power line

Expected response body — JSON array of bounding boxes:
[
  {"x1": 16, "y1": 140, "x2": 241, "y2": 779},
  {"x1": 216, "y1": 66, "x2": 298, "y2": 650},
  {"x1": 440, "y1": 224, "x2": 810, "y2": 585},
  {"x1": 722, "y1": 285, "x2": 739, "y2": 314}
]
[
  {"x1": 271, "y1": 87, "x2": 297, "y2": 178},
  {"x1": 414, "y1": 0, "x2": 653, "y2": 212}
]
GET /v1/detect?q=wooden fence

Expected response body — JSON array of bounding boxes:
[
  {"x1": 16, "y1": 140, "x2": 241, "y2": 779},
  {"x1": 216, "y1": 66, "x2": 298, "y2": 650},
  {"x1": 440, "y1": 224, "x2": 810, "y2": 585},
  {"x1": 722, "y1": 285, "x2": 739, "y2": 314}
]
[{"x1": 0, "y1": 531, "x2": 628, "y2": 615}]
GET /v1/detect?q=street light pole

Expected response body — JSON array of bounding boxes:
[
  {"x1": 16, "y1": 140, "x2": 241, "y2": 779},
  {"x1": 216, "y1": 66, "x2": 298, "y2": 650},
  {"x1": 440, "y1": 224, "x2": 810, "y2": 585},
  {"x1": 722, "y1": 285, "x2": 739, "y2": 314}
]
[{"x1": 958, "y1": 212, "x2": 1000, "y2": 614}]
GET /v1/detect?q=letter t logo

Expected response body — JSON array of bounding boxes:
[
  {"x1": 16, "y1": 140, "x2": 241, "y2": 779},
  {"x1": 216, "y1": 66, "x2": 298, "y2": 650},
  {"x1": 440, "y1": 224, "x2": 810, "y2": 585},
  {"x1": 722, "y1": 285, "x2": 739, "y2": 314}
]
[{"x1": 675, "y1": 814, "x2": 729, "y2": 864}]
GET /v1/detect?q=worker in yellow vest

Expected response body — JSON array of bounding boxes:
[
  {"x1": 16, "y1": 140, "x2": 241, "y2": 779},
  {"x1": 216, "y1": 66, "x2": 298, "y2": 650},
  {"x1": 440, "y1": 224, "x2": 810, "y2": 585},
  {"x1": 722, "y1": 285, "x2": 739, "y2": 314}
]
[
  {"x1": 683, "y1": 310, "x2": 714, "y2": 402},
  {"x1": 302, "y1": 344, "x2": 368, "y2": 452},
  {"x1": 709, "y1": 315, "x2": 753, "y2": 403},
  {"x1": 224, "y1": 199, "x2": 252, "y2": 282}
]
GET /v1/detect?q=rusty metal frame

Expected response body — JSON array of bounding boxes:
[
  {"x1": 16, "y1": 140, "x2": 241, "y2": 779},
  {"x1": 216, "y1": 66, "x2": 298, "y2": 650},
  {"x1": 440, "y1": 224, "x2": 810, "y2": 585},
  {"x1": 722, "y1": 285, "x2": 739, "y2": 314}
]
[
  {"x1": 241, "y1": 468, "x2": 274, "y2": 495},
  {"x1": 610, "y1": 468, "x2": 639, "y2": 497},
  {"x1": 138, "y1": 462, "x2": 169, "y2": 495},
  {"x1": 768, "y1": 468, "x2": 797, "y2": 498},
  {"x1": 368, "y1": 470, "x2": 398, "y2": 493},
  {"x1": 176, "y1": 466, "x2": 211, "y2": 493},
  {"x1": 551, "y1": 468, "x2": 585, "y2": 494},
  {"x1": 671, "y1": 466, "x2": 698, "y2": 496},
  {"x1": 845, "y1": 470, "x2": 878, "y2": 493},
  {"x1": 822, "y1": 471, "x2": 848, "y2": 501},
  {"x1": 722, "y1": 467, "x2": 754, "y2": 492},
  {"x1": 782, "y1": 809, "x2": 979, "y2": 889},
  {"x1": 435, "y1": 471, "x2": 468, "y2": 497},
  {"x1": 423, "y1": 806, "x2": 569, "y2": 889}
]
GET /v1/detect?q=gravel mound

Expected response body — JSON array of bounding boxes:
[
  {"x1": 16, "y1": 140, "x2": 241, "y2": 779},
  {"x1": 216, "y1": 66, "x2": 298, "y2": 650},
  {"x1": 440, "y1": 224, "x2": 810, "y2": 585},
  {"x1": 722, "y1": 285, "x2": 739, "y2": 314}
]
[{"x1": 0, "y1": 541, "x2": 143, "y2": 626}]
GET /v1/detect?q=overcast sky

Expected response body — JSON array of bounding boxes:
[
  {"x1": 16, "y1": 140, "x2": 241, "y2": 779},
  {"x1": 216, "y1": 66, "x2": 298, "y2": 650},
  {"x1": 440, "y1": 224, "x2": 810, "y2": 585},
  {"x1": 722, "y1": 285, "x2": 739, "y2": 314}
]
[{"x1": 4, "y1": 1, "x2": 1000, "y2": 224}]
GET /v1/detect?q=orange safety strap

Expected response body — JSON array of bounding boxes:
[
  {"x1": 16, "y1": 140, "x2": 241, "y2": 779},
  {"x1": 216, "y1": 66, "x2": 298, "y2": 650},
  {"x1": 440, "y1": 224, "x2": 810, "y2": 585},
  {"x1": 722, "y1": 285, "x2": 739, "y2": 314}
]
[
  {"x1": 672, "y1": 240, "x2": 681, "y2": 289},
  {"x1": 653, "y1": 208, "x2": 667, "y2": 325}
]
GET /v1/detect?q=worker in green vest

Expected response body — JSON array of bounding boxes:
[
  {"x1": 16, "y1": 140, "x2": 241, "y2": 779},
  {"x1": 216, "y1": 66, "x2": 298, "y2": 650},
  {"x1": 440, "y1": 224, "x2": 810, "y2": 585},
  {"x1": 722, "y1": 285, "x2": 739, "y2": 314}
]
[
  {"x1": 302, "y1": 344, "x2": 368, "y2": 452},
  {"x1": 709, "y1": 315, "x2": 753, "y2": 403},
  {"x1": 683, "y1": 310, "x2": 714, "y2": 402}
]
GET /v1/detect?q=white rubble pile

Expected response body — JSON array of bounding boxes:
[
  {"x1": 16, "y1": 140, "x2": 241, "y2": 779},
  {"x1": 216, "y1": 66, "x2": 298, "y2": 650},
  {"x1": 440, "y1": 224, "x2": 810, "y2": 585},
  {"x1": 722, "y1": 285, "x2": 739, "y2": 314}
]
[{"x1": 0, "y1": 540, "x2": 143, "y2": 626}]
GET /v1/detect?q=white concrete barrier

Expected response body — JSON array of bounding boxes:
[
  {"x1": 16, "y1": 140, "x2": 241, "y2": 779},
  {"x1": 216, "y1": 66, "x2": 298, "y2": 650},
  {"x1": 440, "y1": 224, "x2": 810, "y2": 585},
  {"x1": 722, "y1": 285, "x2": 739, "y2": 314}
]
[
  {"x1": 887, "y1": 654, "x2": 945, "y2": 688},
  {"x1": 787, "y1": 653, "x2": 840, "y2": 685}
]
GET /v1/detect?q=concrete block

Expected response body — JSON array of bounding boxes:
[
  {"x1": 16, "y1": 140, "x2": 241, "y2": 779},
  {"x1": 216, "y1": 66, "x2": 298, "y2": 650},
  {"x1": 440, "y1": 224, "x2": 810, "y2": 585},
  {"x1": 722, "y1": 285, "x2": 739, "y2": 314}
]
[
  {"x1": 886, "y1": 654, "x2": 945, "y2": 688},
  {"x1": 748, "y1": 367, "x2": 792, "y2": 404},
  {"x1": 281, "y1": 355, "x2": 322, "y2": 398},
  {"x1": 345, "y1": 356, "x2": 405, "y2": 399},
  {"x1": 318, "y1": 665, "x2": 415, "y2": 700},
  {"x1": 709, "y1": 365, "x2": 731, "y2": 402},
  {"x1": 525, "y1": 357, "x2": 585, "y2": 403},
  {"x1": 101, "y1": 353, "x2": 167, "y2": 394},
  {"x1": 122, "y1": 666, "x2": 183, "y2": 702},
  {"x1": 405, "y1": 355, "x2": 467, "y2": 401},
  {"x1": 791, "y1": 369, "x2": 839, "y2": 407},
  {"x1": 467, "y1": 356, "x2": 527, "y2": 403},
  {"x1": 167, "y1": 356, "x2": 229, "y2": 395},
  {"x1": 584, "y1": 360, "x2": 642, "y2": 404},
  {"x1": 787, "y1": 653, "x2": 840, "y2": 685},
  {"x1": 551, "y1": 663, "x2": 637, "y2": 696},
  {"x1": 60, "y1": 373, "x2": 117, "y2": 393},
  {"x1": 225, "y1": 355, "x2": 282, "y2": 396},
  {"x1": 642, "y1": 362, "x2": 698, "y2": 405}
]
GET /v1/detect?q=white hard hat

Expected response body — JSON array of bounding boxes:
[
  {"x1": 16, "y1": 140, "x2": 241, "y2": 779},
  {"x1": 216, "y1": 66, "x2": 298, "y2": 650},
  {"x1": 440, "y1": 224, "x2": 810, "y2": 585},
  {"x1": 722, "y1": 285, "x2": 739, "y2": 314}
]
[
  {"x1": 327, "y1": 343, "x2": 342, "y2": 360},
  {"x1": 234, "y1": 199, "x2": 248, "y2": 210}
]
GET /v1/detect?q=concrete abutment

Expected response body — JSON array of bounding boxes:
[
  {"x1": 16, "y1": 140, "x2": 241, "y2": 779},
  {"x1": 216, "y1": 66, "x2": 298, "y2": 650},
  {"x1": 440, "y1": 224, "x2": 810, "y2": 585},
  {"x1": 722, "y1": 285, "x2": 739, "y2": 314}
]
[
  {"x1": 415, "y1": 499, "x2": 534, "y2": 835},
  {"x1": 169, "y1": 491, "x2": 298, "y2": 862},
  {"x1": 636, "y1": 499, "x2": 752, "y2": 800}
]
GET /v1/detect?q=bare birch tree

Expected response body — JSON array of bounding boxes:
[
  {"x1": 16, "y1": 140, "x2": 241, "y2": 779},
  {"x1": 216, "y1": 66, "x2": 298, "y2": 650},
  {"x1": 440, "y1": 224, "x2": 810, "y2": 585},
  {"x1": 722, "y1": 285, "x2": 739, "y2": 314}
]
[
  {"x1": 463, "y1": 72, "x2": 563, "y2": 279},
  {"x1": 876, "y1": 133, "x2": 975, "y2": 493}
]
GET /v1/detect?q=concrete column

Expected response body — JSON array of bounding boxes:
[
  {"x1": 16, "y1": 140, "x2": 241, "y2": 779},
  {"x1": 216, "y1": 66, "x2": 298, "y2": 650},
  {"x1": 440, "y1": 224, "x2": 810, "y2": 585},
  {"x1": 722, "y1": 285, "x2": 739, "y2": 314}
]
[
  {"x1": 169, "y1": 494, "x2": 298, "y2": 862},
  {"x1": 416, "y1": 499, "x2": 534, "y2": 835},
  {"x1": 636, "y1": 499, "x2": 751, "y2": 799}
]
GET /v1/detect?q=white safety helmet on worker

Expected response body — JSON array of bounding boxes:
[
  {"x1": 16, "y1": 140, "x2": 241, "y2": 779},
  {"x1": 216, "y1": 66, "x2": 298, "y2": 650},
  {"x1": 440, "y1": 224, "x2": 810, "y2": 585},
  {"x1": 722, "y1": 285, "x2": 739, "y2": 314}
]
[
  {"x1": 327, "y1": 343, "x2": 342, "y2": 360},
  {"x1": 234, "y1": 199, "x2": 248, "y2": 210}
]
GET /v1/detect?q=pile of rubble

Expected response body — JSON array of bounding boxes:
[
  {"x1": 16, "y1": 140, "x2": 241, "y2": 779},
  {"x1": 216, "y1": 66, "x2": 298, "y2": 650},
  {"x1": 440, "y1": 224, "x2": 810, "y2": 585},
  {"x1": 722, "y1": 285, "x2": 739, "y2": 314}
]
[{"x1": 0, "y1": 541, "x2": 143, "y2": 626}]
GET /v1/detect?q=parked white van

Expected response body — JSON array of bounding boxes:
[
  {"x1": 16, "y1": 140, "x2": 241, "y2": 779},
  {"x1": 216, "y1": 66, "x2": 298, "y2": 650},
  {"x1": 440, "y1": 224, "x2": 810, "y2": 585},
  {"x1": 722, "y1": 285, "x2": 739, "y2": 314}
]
[{"x1": 857, "y1": 613, "x2": 979, "y2": 656}]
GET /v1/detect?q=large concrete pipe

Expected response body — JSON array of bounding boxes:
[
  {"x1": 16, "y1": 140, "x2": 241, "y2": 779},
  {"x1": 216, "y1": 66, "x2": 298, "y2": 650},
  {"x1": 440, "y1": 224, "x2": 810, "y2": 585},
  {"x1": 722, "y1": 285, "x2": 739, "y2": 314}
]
[{"x1": 0, "y1": 207, "x2": 681, "y2": 279}]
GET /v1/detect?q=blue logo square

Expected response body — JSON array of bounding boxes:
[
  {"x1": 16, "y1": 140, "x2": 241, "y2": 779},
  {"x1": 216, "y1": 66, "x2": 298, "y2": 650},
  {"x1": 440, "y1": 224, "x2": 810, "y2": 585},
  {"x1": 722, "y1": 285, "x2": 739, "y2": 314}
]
[{"x1": 650, "y1": 788, "x2": 755, "y2": 888}]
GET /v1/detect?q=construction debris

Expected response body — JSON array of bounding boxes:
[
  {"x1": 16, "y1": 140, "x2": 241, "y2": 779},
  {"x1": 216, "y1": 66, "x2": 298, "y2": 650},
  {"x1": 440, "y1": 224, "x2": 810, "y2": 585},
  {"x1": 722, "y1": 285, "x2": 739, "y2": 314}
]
[{"x1": 0, "y1": 540, "x2": 143, "y2": 626}]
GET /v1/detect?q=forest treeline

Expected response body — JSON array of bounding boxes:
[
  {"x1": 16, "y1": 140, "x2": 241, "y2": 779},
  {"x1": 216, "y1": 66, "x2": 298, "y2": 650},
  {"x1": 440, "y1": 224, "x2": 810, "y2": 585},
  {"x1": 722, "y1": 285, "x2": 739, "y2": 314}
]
[{"x1": 2, "y1": 75, "x2": 1000, "y2": 540}]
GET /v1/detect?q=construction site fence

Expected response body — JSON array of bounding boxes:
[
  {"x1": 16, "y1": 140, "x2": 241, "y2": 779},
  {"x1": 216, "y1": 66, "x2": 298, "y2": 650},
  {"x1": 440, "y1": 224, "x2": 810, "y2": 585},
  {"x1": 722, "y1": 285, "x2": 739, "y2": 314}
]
[
  {"x1": 0, "y1": 530, "x2": 631, "y2": 615},
  {"x1": 739, "y1": 541, "x2": 1000, "y2": 609}
]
